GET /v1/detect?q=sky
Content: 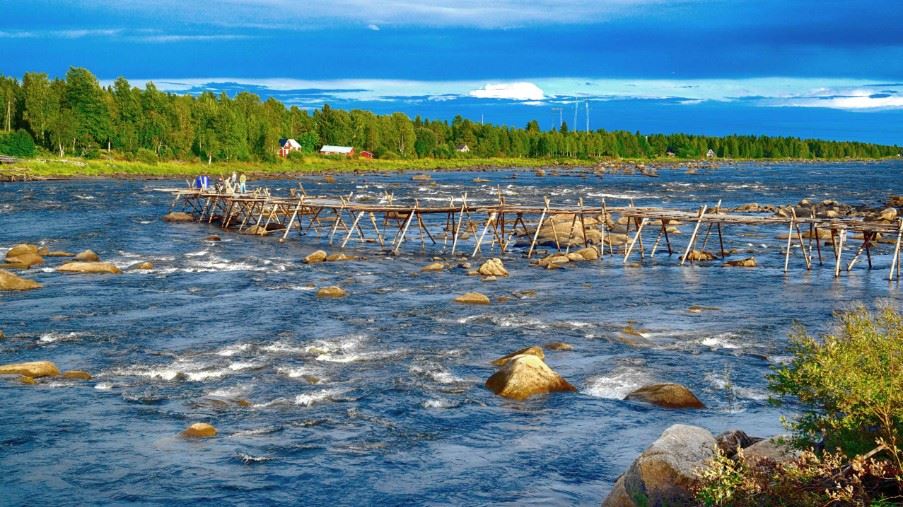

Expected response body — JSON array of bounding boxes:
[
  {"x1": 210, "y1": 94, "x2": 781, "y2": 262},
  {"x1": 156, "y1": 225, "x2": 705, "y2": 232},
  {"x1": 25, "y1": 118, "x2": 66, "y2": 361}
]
[{"x1": 2, "y1": 0, "x2": 903, "y2": 144}]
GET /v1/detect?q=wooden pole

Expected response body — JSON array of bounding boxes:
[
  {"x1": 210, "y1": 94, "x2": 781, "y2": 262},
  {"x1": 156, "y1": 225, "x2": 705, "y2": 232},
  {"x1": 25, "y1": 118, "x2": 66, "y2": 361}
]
[
  {"x1": 834, "y1": 229, "x2": 846, "y2": 278},
  {"x1": 681, "y1": 204, "x2": 708, "y2": 265},
  {"x1": 392, "y1": 205, "x2": 417, "y2": 255},
  {"x1": 369, "y1": 212, "x2": 385, "y2": 247},
  {"x1": 472, "y1": 211, "x2": 498, "y2": 258},
  {"x1": 341, "y1": 211, "x2": 366, "y2": 248},
  {"x1": 783, "y1": 215, "x2": 795, "y2": 273},
  {"x1": 624, "y1": 217, "x2": 647, "y2": 263},
  {"x1": 890, "y1": 220, "x2": 903, "y2": 281},
  {"x1": 451, "y1": 193, "x2": 467, "y2": 256},
  {"x1": 281, "y1": 197, "x2": 305, "y2": 241},
  {"x1": 527, "y1": 206, "x2": 548, "y2": 259}
]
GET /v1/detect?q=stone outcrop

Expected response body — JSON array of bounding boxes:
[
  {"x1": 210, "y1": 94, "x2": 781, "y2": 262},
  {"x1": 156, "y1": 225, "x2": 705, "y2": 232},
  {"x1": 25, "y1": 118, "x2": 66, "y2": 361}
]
[
  {"x1": 131, "y1": 261, "x2": 154, "y2": 270},
  {"x1": 724, "y1": 257, "x2": 757, "y2": 268},
  {"x1": 305, "y1": 250, "x2": 328, "y2": 264},
  {"x1": 326, "y1": 253, "x2": 353, "y2": 262},
  {"x1": 316, "y1": 286, "x2": 347, "y2": 298},
  {"x1": 543, "y1": 342, "x2": 573, "y2": 351},
  {"x1": 420, "y1": 262, "x2": 445, "y2": 272},
  {"x1": 5, "y1": 244, "x2": 45, "y2": 259},
  {"x1": 715, "y1": 429, "x2": 762, "y2": 459},
  {"x1": 478, "y1": 258, "x2": 508, "y2": 277},
  {"x1": 453, "y1": 292, "x2": 491, "y2": 305},
  {"x1": 57, "y1": 262, "x2": 122, "y2": 274},
  {"x1": 74, "y1": 249, "x2": 100, "y2": 262},
  {"x1": 0, "y1": 269, "x2": 42, "y2": 290},
  {"x1": 0, "y1": 361, "x2": 60, "y2": 378},
  {"x1": 742, "y1": 435, "x2": 799, "y2": 464},
  {"x1": 685, "y1": 250, "x2": 717, "y2": 262},
  {"x1": 162, "y1": 211, "x2": 195, "y2": 222},
  {"x1": 602, "y1": 424, "x2": 717, "y2": 507},
  {"x1": 485, "y1": 353, "x2": 576, "y2": 400},
  {"x1": 491, "y1": 346, "x2": 545, "y2": 367},
  {"x1": 878, "y1": 207, "x2": 898, "y2": 222},
  {"x1": 625, "y1": 383, "x2": 705, "y2": 409},
  {"x1": 181, "y1": 422, "x2": 217, "y2": 438},
  {"x1": 5, "y1": 252, "x2": 43, "y2": 268}
]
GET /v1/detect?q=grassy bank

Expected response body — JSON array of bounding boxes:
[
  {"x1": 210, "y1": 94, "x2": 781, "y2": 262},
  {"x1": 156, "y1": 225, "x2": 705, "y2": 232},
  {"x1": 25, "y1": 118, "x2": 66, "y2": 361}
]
[{"x1": 7, "y1": 156, "x2": 586, "y2": 179}]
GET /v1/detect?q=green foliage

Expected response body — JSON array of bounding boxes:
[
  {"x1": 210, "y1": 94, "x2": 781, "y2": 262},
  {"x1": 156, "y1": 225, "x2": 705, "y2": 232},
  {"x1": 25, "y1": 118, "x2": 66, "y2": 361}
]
[
  {"x1": 769, "y1": 306, "x2": 903, "y2": 459},
  {"x1": 136, "y1": 148, "x2": 159, "y2": 165},
  {"x1": 0, "y1": 66, "x2": 900, "y2": 163},
  {"x1": 0, "y1": 129, "x2": 36, "y2": 156}
]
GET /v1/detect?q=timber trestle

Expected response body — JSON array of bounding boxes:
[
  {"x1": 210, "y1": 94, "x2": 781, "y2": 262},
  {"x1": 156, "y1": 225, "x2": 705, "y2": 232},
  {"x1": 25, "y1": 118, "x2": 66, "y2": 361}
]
[{"x1": 158, "y1": 187, "x2": 903, "y2": 281}]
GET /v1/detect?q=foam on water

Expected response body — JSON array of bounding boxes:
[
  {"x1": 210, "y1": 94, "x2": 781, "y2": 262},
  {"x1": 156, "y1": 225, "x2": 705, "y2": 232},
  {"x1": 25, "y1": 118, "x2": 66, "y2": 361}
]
[
  {"x1": 294, "y1": 388, "x2": 347, "y2": 407},
  {"x1": 583, "y1": 368, "x2": 654, "y2": 399}
]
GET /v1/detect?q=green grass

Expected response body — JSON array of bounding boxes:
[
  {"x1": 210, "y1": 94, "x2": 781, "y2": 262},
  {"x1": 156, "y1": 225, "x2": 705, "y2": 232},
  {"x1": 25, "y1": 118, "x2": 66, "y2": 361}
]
[{"x1": 7, "y1": 155, "x2": 594, "y2": 179}]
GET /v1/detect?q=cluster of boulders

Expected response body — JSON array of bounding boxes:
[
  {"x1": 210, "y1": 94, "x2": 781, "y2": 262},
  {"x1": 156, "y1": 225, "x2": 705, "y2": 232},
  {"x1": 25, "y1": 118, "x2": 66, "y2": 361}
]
[
  {"x1": 0, "y1": 360, "x2": 91, "y2": 385},
  {"x1": 735, "y1": 195, "x2": 901, "y2": 223},
  {"x1": 0, "y1": 243, "x2": 156, "y2": 288},
  {"x1": 533, "y1": 246, "x2": 600, "y2": 269},
  {"x1": 304, "y1": 249, "x2": 356, "y2": 264},
  {"x1": 602, "y1": 425, "x2": 796, "y2": 506}
]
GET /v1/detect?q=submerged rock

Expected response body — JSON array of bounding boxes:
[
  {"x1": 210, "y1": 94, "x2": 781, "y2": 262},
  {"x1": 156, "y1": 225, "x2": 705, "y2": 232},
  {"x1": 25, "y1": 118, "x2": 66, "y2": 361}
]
[
  {"x1": 57, "y1": 262, "x2": 122, "y2": 274},
  {"x1": 63, "y1": 370, "x2": 93, "y2": 380},
  {"x1": 485, "y1": 354, "x2": 576, "y2": 400},
  {"x1": 724, "y1": 257, "x2": 757, "y2": 268},
  {"x1": 45, "y1": 251, "x2": 75, "y2": 257},
  {"x1": 477, "y1": 258, "x2": 508, "y2": 277},
  {"x1": 543, "y1": 342, "x2": 573, "y2": 351},
  {"x1": 491, "y1": 346, "x2": 545, "y2": 367},
  {"x1": 305, "y1": 250, "x2": 328, "y2": 264},
  {"x1": 162, "y1": 211, "x2": 195, "y2": 222},
  {"x1": 205, "y1": 235, "x2": 221, "y2": 241},
  {"x1": 0, "y1": 361, "x2": 60, "y2": 378},
  {"x1": 625, "y1": 383, "x2": 705, "y2": 409},
  {"x1": 131, "y1": 261, "x2": 154, "y2": 270},
  {"x1": 316, "y1": 286, "x2": 347, "y2": 298},
  {"x1": 602, "y1": 424, "x2": 716, "y2": 507},
  {"x1": 0, "y1": 269, "x2": 42, "y2": 290},
  {"x1": 453, "y1": 292, "x2": 490, "y2": 305},
  {"x1": 420, "y1": 262, "x2": 445, "y2": 272},
  {"x1": 181, "y1": 422, "x2": 217, "y2": 438},
  {"x1": 74, "y1": 249, "x2": 100, "y2": 262},
  {"x1": 326, "y1": 253, "x2": 353, "y2": 262}
]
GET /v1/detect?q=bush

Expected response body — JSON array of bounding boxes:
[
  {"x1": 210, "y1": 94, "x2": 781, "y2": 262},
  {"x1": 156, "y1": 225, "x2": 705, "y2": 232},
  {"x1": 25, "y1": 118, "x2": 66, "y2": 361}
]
[
  {"x1": 136, "y1": 148, "x2": 159, "y2": 165},
  {"x1": 695, "y1": 305, "x2": 903, "y2": 506},
  {"x1": 769, "y1": 305, "x2": 903, "y2": 458},
  {"x1": 0, "y1": 129, "x2": 36, "y2": 157},
  {"x1": 286, "y1": 150, "x2": 305, "y2": 162}
]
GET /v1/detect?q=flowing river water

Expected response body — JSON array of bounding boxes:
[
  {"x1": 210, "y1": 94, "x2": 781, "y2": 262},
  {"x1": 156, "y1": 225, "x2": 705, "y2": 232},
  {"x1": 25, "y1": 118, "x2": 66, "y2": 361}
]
[{"x1": 1, "y1": 161, "x2": 902, "y2": 505}]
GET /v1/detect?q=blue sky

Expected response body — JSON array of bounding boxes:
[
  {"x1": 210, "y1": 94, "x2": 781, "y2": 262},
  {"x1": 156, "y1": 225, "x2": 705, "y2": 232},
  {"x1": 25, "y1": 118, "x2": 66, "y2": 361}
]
[{"x1": 3, "y1": 0, "x2": 903, "y2": 144}]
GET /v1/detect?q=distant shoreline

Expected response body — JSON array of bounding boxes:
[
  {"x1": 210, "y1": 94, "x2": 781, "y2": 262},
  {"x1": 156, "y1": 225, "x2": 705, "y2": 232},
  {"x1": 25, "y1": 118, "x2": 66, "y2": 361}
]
[{"x1": 1, "y1": 155, "x2": 899, "y2": 181}]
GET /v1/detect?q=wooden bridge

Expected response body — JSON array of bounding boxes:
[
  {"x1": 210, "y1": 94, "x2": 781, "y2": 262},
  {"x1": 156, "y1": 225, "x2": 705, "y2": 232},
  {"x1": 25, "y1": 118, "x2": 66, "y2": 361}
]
[{"x1": 158, "y1": 186, "x2": 903, "y2": 281}]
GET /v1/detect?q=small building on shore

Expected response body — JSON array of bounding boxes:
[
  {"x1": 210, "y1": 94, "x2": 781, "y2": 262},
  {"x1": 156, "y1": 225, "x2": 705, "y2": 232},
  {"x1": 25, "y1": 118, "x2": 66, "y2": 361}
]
[
  {"x1": 278, "y1": 138, "x2": 302, "y2": 158},
  {"x1": 456, "y1": 144, "x2": 470, "y2": 153},
  {"x1": 705, "y1": 148, "x2": 716, "y2": 159},
  {"x1": 320, "y1": 145, "x2": 355, "y2": 157}
]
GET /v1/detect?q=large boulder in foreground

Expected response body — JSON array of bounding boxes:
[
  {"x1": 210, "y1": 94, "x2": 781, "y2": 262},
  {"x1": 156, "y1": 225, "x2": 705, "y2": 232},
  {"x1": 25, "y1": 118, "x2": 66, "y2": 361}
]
[
  {"x1": 625, "y1": 383, "x2": 705, "y2": 409},
  {"x1": 742, "y1": 435, "x2": 799, "y2": 464},
  {"x1": 0, "y1": 361, "x2": 60, "y2": 378},
  {"x1": 485, "y1": 354, "x2": 576, "y2": 400},
  {"x1": 603, "y1": 424, "x2": 716, "y2": 507},
  {"x1": 57, "y1": 262, "x2": 122, "y2": 274},
  {"x1": 491, "y1": 345, "x2": 544, "y2": 367},
  {"x1": 0, "y1": 269, "x2": 42, "y2": 290},
  {"x1": 5, "y1": 243, "x2": 41, "y2": 259},
  {"x1": 162, "y1": 211, "x2": 195, "y2": 222},
  {"x1": 181, "y1": 422, "x2": 217, "y2": 438}
]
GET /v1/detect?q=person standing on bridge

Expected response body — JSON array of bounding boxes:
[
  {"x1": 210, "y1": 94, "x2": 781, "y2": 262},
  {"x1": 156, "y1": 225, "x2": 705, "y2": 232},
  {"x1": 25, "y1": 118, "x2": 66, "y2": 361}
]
[{"x1": 239, "y1": 173, "x2": 247, "y2": 193}]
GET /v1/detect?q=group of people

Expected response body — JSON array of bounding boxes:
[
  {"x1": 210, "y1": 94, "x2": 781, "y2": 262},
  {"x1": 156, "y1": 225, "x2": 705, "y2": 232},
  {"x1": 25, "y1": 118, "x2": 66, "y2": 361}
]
[{"x1": 194, "y1": 171, "x2": 248, "y2": 194}]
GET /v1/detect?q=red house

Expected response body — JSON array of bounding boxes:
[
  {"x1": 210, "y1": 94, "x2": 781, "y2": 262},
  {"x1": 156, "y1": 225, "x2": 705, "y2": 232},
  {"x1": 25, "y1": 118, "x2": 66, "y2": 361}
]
[
  {"x1": 360, "y1": 150, "x2": 374, "y2": 160},
  {"x1": 278, "y1": 138, "x2": 302, "y2": 158}
]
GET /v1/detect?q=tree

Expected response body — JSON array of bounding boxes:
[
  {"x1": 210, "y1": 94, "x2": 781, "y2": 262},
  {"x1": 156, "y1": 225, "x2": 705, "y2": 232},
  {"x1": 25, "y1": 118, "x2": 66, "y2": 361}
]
[{"x1": 63, "y1": 67, "x2": 111, "y2": 153}]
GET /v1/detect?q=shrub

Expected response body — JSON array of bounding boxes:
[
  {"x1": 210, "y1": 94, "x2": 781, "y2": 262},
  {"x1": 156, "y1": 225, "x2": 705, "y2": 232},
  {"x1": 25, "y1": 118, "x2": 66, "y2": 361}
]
[
  {"x1": 769, "y1": 305, "x2": 903, "y2": 459},
  {"x1": 136, "y1": 148, "x2": 159, "y2": 165},
  {"x1": 0, "y1": 129, "x2": 36, "y2": 157}
]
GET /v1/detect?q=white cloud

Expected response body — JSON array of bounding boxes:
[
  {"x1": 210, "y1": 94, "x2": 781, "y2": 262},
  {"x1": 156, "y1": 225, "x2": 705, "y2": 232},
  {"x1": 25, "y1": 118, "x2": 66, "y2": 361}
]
[
  {"x1": 367, "y1": 24, "x2": 380, "y2": 31},
  {"x1": 468, "y1": 82, "x2": 545, "y2": 101}
]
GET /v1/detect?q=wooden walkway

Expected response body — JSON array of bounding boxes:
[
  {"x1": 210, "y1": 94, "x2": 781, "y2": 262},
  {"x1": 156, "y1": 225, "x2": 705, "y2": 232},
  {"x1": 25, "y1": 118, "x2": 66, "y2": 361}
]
[{"x1": 157, "y1": 187, "x2": 903, "y2": 281}]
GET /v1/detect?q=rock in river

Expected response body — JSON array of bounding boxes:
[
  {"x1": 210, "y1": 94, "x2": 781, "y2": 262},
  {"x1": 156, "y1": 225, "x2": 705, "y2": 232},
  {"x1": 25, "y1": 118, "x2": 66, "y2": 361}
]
[
  {"x1": 131, "y1": 261, "x2": 154, "y2": 270},
  {"x1": 478, "y1": 258, "x2": 508, "y2": 277},
  {"x1": 5, "y1": 243, "x2": 40, "y2": 259},
  {"x1": 420, "y1": 262, "x2": 445, "y2": 272},
  {"x1": 5, "y1": 252, "x2": 44, "y2": 268},
  {"x1": 602, "y1": 424, "x2": 716, "y2": 507},
  {"x1": 57, "y1": 262, "x2": 122, "y2": 274},
  {"x1": 74, "y1": 249, "x2": 100, "y2": 262},
  {"x1": 0, "y1": 361, "x2": 60, "y2": 378},
  {"x1": 485, "y1": 354, "x2": 576, "y2": 400},
  {"x1": 453, "y1": 292, "x2": 490, "y2": 305},
  {"x1": 316, "y1": 286, "x2": 347, "y2": 298},
  {"x1": 491, "y1": 346, "x2": 545, "y2": 367},
  {"x1": 625, "y1": 383, "x2": 705, "y2": 409},
  {"x1": 305, "y1": 250, "x2": 328, "y2": 264},
  {"x1": 0, "y1": 269, "x2": 42, "y2": 290},
  {"x1": 162, "y1": 211, "x2": 195, "y2": 222},
  {"x1": 63, "y1": 370, "x2": 93, "y2": 380},
  {"x1": 724, "y1": 257, "x2": 757, "y2": 268},
  {"x1": 181, "y1": 422, "x2": 217, "y2": 438},
  {"x1": 543, "y1": 341, "x2": 573, "y2": 351}
]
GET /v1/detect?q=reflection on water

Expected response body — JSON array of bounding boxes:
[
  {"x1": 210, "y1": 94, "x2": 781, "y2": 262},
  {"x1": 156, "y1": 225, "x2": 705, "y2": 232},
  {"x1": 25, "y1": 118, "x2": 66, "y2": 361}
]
[{"x1": 0, "y1": 161, "x2": 901, "y2": 504}]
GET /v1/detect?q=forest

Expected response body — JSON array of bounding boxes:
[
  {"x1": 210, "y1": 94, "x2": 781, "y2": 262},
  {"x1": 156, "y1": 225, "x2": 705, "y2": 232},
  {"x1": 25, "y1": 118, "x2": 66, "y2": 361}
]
[{"x1": 0, "y1": 67, "x2": 900, "y2": 163}]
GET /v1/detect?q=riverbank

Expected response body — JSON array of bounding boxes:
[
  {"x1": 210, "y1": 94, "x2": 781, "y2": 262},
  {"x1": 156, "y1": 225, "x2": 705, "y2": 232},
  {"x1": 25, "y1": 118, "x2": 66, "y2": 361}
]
[{"x1": 2, "y1": 154, "x2": 897, "y2": 180}]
